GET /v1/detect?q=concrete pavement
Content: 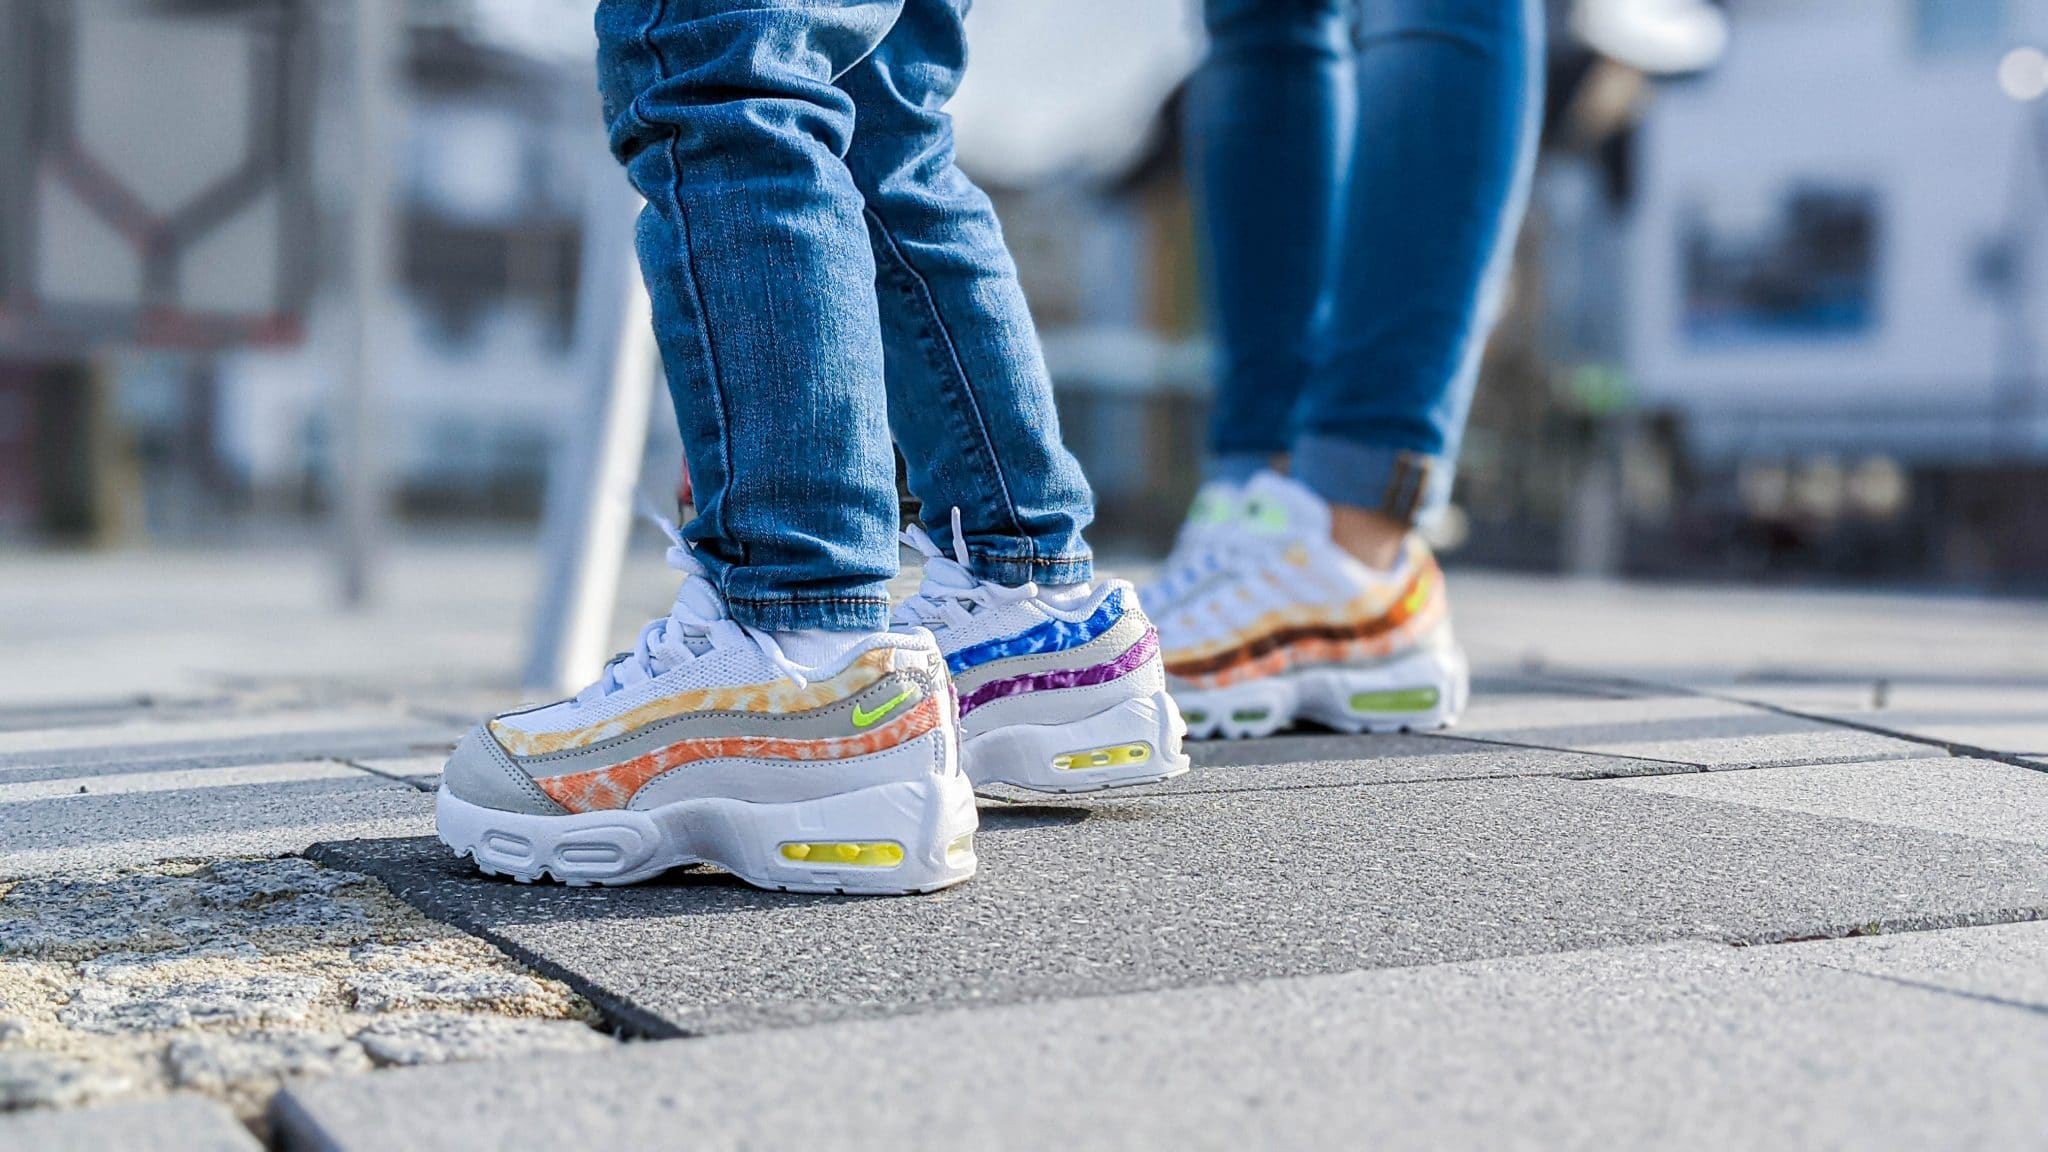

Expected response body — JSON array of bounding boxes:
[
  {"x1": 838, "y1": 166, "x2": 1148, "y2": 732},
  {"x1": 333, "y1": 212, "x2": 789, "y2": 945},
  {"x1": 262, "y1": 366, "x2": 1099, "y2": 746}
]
[{"x1": 2, "y1": 540, "x2": 2045, "y2": 1149}]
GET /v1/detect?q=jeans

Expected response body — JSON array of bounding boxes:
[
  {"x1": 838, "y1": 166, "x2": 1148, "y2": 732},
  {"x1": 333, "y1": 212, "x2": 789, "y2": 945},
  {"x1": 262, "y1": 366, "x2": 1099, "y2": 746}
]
[
  {"x1": 596, "y1": 0, "x2": 1094, "y2": 631},
  {"x1": 1189, "y1": 0, "x2": 1543, "y2": 522}
]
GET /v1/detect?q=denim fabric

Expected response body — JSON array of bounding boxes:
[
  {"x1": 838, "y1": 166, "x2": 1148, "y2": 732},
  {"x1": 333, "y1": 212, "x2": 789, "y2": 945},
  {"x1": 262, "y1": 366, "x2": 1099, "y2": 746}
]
[
  {"x1": 596, "y1": 0, "x2": 1094, "y2": 631},
  {"x1": 1189, "y1": 0, "x2": 1543, "y2": 522}
]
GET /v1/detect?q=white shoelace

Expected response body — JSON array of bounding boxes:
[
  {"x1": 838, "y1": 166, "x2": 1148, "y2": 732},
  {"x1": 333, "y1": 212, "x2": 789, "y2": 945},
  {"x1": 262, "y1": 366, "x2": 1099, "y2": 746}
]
[
  {"x1": 892, "y1": 508, "x2": 1038, "y2": 634},
  {"x1": 576, "y1": 514, "x2": 817, "y2": 704}
]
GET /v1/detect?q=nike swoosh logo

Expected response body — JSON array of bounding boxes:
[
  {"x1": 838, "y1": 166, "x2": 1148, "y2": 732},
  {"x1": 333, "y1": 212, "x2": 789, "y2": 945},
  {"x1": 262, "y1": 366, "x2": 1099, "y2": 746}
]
[{"x1": 851, "y1": 688, "x2": 915, "y2": 729}]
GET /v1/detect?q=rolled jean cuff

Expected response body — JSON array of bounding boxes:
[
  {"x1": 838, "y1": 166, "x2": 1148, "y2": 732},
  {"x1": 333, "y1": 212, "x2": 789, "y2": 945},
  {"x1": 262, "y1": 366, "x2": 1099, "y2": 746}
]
[
  {"x1": 972, "y1": 550, "x2": 1094, "y2": 588},
  {"x1": 724, "y1": 593, "x2": 892, "y2": 633},
  {"x1": 1206, "y1": 451, "x2": 1271, "y2": 486},
  {"x1": 1292, "y1": 434, "x2": 1454, "y2": 527}
]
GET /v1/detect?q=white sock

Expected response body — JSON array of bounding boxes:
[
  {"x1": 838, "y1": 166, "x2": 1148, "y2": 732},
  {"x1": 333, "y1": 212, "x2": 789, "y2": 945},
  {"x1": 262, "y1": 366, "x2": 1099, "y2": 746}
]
[
  {"x1": 769, "y1": 628, "x2": 873, "y2": 673},
  {"x1": 1034, "y1": 581, "x2": 1095, "y2": 611}
]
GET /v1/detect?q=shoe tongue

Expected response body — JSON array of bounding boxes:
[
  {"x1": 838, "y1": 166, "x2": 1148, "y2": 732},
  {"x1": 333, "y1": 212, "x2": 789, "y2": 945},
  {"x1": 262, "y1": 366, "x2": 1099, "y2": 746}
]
[
  {"x1": 1240, "y1": 473, "x2": 1331, "y2": 543},
  {"x1": 920, "y1": 554, "x2": 980, "y2": 593},
  {"x1": 666, "y1": 575, "x2": 729, "y2": 655}
]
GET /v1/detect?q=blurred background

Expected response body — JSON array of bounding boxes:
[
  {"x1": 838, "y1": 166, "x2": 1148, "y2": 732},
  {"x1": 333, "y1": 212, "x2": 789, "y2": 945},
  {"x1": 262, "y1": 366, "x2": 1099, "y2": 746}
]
[{"x1": 5, "y1": 0, "x2": 2047, "y2": 664}]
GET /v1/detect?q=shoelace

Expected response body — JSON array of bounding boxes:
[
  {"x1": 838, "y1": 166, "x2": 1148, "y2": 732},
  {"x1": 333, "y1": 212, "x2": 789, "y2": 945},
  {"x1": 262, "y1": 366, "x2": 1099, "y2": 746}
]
[
  {"x1": 576, "y1": 513, "x2": 816, "y2": 704},
  {"x1": 892, "y1": 507, "x2": 1038, "y2": 634}
]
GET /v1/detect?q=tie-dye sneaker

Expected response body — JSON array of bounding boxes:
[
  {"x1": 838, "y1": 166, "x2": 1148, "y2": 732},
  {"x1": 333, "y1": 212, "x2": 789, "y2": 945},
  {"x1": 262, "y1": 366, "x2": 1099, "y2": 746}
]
[
  {"x1": 435, "y1": 535, "x2": 977, "y2": 894},
  {"x1": 894, "y1": 523, "x2": 1190, "y2": 794},
  {"x1": 1138, "y1": 479, "x2": 1244, "y2": 615},
  {"x1": 1158, "y1": 472, "x2": 1469, "y2": 740}
]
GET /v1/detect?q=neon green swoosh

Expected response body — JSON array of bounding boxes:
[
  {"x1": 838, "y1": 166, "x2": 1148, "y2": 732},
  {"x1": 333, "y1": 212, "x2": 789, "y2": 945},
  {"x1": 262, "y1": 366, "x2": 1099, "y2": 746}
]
[{"x1": 852, "y1": 688, "x2": 915, "y2": 729}]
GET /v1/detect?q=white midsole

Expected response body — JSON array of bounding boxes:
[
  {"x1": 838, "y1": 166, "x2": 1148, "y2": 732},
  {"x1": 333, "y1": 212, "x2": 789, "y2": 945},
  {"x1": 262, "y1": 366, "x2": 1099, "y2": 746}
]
[
  {"x1": 1177, "y1": 643, "x2": 1469, "y2": 739},
  {"x1": 435, "y1": 772, "x2": 978, "y2": 894},
  {"x1": 960, "y1": 689, "x2": 1191, "y2": 794}
]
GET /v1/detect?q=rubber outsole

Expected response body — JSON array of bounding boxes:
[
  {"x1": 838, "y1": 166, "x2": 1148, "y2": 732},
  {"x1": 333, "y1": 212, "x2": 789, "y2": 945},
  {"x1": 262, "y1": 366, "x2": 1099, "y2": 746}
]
[
  {"x1": 1177, "y1": 643, "x2": 1470, "y2": 741},
  {"x1": 961, "y1": 689, "x2": 1191, "y2": 794},
  {"x1": 435, "y1": 772, "x2": 979, "y2": 895}
]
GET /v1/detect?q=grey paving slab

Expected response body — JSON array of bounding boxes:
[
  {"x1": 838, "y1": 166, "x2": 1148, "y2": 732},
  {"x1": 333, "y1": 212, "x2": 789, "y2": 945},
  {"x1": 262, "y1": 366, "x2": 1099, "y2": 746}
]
[
  {"x1": 0, "y1": 708, "x2": 462, "y2": 781},
  {"x1": 270, "y1": 940, "x2": 2048, "y2": 1152},
  {"x1": 1774, "y1": 919, "x2": 2048, "y2": 1011},
  {"x1": 310, "y1": 776, "x2": 2048, "y2": 1038},
  {"x1": 0, "y1": 1095, "x2": 260, "y2": 1152},
  {"x1": 0, "y1": 772, "x2": 433, "y2": 880},
  {"x1": 1449, "y1": 691, "x2": 1939, "y2": 769},
  {"x1": 1614, "y1": 757, "x2": 2048, "y2": 847}
]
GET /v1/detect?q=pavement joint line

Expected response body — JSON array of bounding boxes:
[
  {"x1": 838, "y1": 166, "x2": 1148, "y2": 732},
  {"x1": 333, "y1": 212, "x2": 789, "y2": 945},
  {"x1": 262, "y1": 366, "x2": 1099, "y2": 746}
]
[
  {"x1": 1547, "y1": 667, "x2": 2048, "y2": 778},
  {"x1": 1805, "y1": 962, "x2": 2048, "y2": 1021},
  {"x1": 300, "y1": 842, "x2": 685, "y2": 1042},
  {"x1": 1726, "y1": 905, "x2": 2048, "y2": 949},
  {"x1": 1407, "y1": 730, "x2": 1707, "y2": 771},
  {"x1": 336, "y1": 757, "x2": 437, "y2": 794}
]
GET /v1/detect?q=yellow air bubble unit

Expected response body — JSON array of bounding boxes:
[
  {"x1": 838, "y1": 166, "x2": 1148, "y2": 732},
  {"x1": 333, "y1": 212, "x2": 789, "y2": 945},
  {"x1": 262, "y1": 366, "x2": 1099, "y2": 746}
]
[
  {"x1": 1051, "y1": 742, "x2": 1154, "y2": 771},
  {"x1": 778, "y1": 841, "x2": 905, "y2": 867}
]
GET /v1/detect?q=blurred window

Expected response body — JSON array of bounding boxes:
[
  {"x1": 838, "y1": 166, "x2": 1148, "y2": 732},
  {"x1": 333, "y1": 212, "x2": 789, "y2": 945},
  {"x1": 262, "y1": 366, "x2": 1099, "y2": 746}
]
[
  {"x1": 1681, "y1": 186, "x2": 1879, "y2": 345},
  {"x1": 1913, "y1": 0, "x2": 2006, "y2": 57}
]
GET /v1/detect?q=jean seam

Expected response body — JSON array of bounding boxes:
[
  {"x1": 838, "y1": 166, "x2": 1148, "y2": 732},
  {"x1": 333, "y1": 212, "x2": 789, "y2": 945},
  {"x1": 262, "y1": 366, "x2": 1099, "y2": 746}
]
[
  {"x1": 864, "y1": 206, "x2": 1032, "y2": 556},
  {"x1": 727, "y1": 595, "x2": 890, "y2": 606},
  {"x1": 638, "y1": 0, "x2": 742, "y2": 563}
]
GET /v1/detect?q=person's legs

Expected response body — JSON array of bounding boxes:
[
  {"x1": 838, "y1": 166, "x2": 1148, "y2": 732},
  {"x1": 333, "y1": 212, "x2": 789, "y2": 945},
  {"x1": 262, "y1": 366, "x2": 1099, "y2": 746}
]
[
  {"x1": 595, "y1": 0, "x2": 904, "y2": 631},
  {"x1": 431, "y1": 1, "x2": 985, "y2": 894},
  {"x1": 1188, "y1": 0, "x2": 1356, "y2": 484},
  {"x1": 1290, "y1": 0, "x2": 1543, "y2": 541},
  {"x1": 837, "y1": 0, "x2": 1189, "y2": 793},
  {"x1": 836, "y1": 0, "x2": 1094, "y2": 588}
]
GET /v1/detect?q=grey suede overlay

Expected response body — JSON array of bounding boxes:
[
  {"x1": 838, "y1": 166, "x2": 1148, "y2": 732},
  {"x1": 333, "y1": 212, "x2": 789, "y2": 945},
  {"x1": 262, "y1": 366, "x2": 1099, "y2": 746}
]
[
  {"x1": 949, "y1": 610, "x2": 1153, "y2": 696},
  {"x1": 441, "y1": 728, "x2": 571, "y2": 815}
]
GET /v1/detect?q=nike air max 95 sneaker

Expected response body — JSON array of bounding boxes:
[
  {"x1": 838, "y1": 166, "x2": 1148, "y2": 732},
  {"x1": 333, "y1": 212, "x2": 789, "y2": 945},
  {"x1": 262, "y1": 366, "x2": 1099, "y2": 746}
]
[
  {"x1": 894, "y1": 520, "x2": 1189, "y2": 793},
  {"x1": 1158, "y1": 472, "x2": 1469, "y2": 740},
  {"x1": 436, "y1": 528, "x2": 977, "y2": 894}
]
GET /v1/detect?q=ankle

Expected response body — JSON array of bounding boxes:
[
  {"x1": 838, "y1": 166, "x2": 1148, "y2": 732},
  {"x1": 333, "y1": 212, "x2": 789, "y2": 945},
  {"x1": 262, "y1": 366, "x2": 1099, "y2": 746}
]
[{"x1": 1328, "y1": 503, "x2": 1409, "y2": 571}]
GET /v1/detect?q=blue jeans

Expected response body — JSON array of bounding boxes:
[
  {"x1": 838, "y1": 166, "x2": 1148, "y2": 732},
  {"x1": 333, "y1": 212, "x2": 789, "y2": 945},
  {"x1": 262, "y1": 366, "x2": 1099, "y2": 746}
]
[
  {"x1": 596, "y1": 0, "x2": 1094, "y2": 631},
  {"x1": 1190, "y1": 0, "x2": 1543, "y2": 521}
]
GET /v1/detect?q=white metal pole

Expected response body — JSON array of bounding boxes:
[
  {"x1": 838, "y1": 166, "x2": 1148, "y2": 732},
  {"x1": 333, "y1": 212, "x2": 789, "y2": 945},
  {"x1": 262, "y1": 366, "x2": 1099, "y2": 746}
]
[{"x1": 338, "y1": 0, "x2": 394, "y2": 607}]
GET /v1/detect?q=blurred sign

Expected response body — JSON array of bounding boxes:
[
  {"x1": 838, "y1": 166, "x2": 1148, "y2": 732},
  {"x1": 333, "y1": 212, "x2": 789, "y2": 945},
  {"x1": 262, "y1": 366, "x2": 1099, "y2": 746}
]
[{"x1": 0, "y1": 0, "x2": 315, "y2": 354}]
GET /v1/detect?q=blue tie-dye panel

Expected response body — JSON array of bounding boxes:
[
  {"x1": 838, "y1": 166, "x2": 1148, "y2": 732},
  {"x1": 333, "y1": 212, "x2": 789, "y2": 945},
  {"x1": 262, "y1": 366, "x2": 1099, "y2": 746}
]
[{"x1": 945, "y1": 588, "x2": 1126, "y2": 675}]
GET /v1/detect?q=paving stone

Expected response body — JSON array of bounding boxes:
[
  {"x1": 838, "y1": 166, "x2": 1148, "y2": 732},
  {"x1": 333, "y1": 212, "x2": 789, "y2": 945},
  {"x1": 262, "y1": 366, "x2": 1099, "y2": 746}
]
[
  {"x1": 166, "y1": 1032, "x2": 372, "y2": 1094},
  {"x1": 1448, "y1": 691, "x2": 1939, "y2": 768},
  {"x1": 269, "y1": 940, "x2": 2048, "y2": 1152},
  {"x1": 0, "y1": 1095, "x2": 260, "y2": 1152},
  {"x1": 60, "y1": 977, "x2": 327, "y2": 1035},
  {"x1": 352, "y1": 1014, "x2": 612, "y2": 1067},
  {"x1": 311, "y1": 777, "x2": 2048, "y2": 1037},
  {"x1": 0, "y1": 710, "x2": 460, "y2": 777},
  {"x1": 1614, "y1": 757, "x2": 2048, "y2": 847},
  {"x1": 344, "y1": 965, "x2": 546, "y2": 1014},
  {"x1": 0, "y1": 775, "x2": 433, "y2": 880},
  {"x1": 0, "y1": 761, "x2": 374, "y2": 805},
  {"x1": 0, "y1": 1051, "x2": 135, "y2": 1111},
  {"x1": 1773, "y1": 919, "x2": 2048, "y2": 1011}
]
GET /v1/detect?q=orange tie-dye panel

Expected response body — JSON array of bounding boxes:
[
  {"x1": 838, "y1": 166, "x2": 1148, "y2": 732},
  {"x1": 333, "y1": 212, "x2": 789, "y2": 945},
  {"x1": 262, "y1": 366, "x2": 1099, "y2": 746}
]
[{"x1": 535, "y1": 694, "x2": 942, "y2": 813}]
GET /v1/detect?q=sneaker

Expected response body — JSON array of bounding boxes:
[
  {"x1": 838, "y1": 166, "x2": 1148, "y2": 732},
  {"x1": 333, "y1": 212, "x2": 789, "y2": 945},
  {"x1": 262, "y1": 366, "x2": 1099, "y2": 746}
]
[
  {"x1": 893, "y1": 517, "x2": 1190, "y2": 794},
  {"x1": 435, "y1": 526, "x2": 978, "y2": 894},
  {"x1": 1138, "y1": 479, "x2": 1244, "y2": 614},
  {"x1": 1158, "y1": 472, "x2": 1470, "y2": 739}
]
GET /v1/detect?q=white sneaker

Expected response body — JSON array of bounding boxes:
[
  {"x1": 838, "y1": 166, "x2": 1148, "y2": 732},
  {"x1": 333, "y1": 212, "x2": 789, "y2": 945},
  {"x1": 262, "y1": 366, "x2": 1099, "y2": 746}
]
[
  {"x1": 1157, "y1": 472, "x2": 1470, "y2": 739},
  {"x1": 436, "y1": 524, "x2": 977, "y2": 894},
  {"x1": 894, "y1": 519, "x2": 1190, "y2": 794},
  {"x1": 1139, "y1": 479, "x2": 1243, "y2": 614}
]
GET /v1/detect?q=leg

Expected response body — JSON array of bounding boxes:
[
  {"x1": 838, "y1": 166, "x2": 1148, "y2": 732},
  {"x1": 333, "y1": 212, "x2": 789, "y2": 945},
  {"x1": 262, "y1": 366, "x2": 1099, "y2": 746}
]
[
  {"x1": 595, "y1": 0, "x2": 904, "y2": 630},
  {"x1": 835, "y1": 0, "x2": 1095, "y2": 588},
  {"x1": 1292, "y1": 0, "x2": 1543, "y2": 533},
  {"x1": 1188, "y1": 0, "x2": 1356, "y2": 482}
]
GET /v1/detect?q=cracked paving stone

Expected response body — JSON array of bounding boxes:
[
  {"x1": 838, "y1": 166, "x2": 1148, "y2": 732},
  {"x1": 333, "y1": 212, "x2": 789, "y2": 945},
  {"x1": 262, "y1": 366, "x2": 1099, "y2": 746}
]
[
  {"x1": 59, "y1": 975, "x2": 326, "y2": 1034},
  {"x1": 0, "y1": 1053, "x2": 132, "y2": 1111},
  {"x1": 0, "y1": 858, "x2": 606, "y2": 1120},
  {"x1": 167, "y1": 1031, "x2": 373, "y2": 1093},
  {"x1": 354, "y1": 1014, "x2": 614, "y2": 1067}
]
